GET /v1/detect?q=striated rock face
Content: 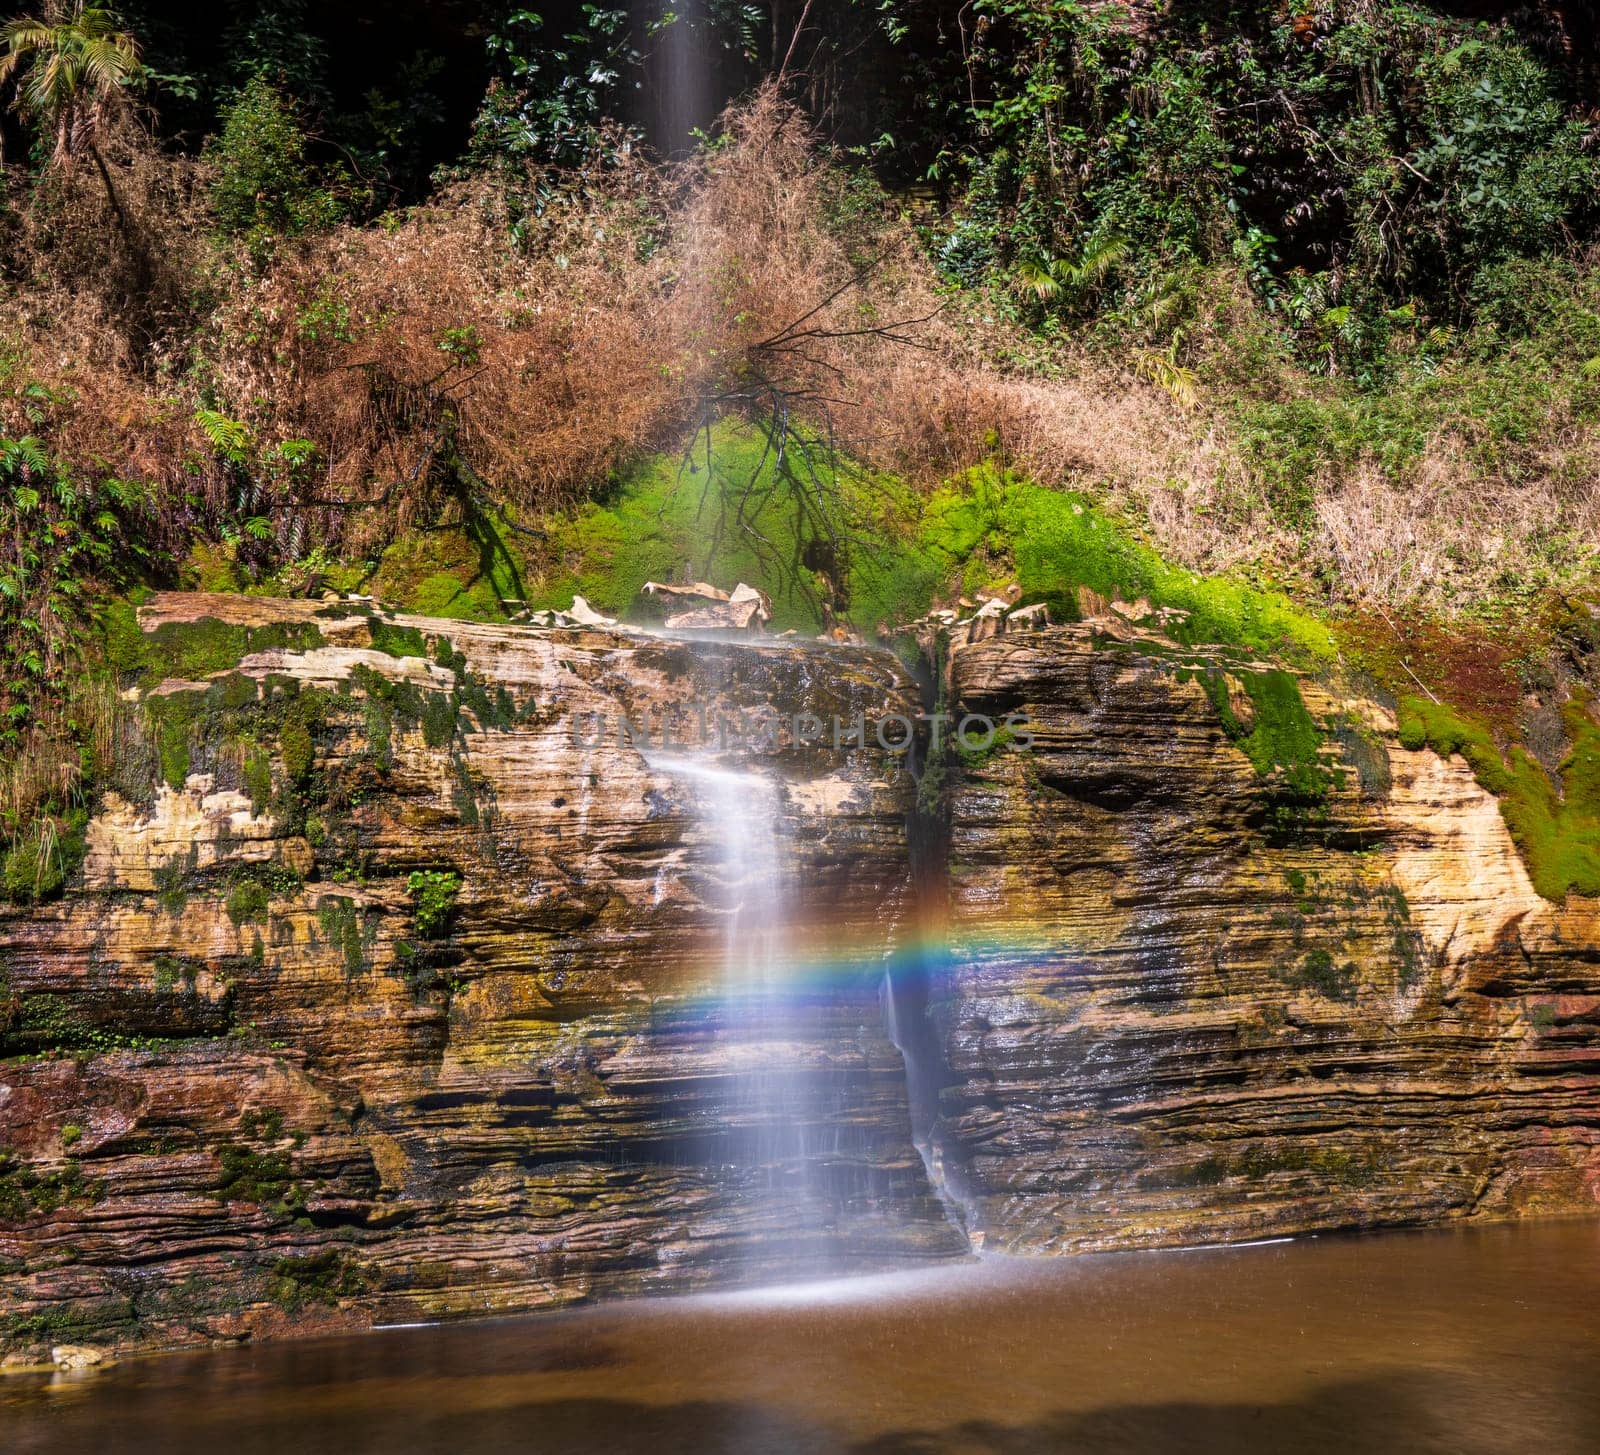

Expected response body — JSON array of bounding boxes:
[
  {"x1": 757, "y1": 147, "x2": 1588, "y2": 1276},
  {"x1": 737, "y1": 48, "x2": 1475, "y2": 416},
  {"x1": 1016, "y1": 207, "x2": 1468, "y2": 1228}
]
[
  {"x1": 0, "y1": 594, "x2": 959, "y2": 1356},
  {"x1": 7, "y1": 590, "x2": 1600, "y2": 1356},
  {"x1": 936, "y1": 622, "x2": 1600, "y2": 1251}
]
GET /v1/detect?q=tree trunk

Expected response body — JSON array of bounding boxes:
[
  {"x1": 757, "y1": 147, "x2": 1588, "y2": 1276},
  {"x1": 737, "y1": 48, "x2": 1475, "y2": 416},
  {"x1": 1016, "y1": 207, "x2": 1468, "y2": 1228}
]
[{"x1": 87, "y1": 141, "x2": 133, "y2": 242}]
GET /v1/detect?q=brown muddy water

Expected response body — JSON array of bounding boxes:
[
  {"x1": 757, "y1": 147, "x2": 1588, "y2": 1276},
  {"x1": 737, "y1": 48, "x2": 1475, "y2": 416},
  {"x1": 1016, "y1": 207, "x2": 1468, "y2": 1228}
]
[{"x1": 5, "y1": 1220, "x2": 1600, "y2": 1454}]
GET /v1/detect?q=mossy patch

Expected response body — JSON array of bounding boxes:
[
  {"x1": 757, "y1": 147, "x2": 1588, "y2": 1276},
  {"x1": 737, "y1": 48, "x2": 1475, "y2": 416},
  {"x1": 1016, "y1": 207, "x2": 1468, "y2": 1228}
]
[
  {"x1": 267, "y1": 1251, "x2": 369, "y2": 1311},
  {"x1": 225, "y1": 879, "x2": 271, "y2": 927},
  {"x1": 368, "y1": 619, "x2": 428, "y2": 658},
  {"x1": 0, "y1": 1151, "x2": 105, "y2": 1219},
  {"x1": 316, "y1": 894, "x2": 375, "y2": 975},
  {"x1": 511, "y1": 423, "x2": 1337, "y2": 653},
  {"x1": 1189, "y1": 666, "x2": 1337, "y2": 838},
  {"x1": 130, "y1": 617, "x2": 326, "y2": 687},
  {"x1": 369, "y1": 506, "x2": 528, "y2": 622},
  {"x1": 905, "y1": 465, "x2": 1335, "y2": 661},
  {"x1": 1399, "y1": 691, "x2": 1600, "y2": 900}
]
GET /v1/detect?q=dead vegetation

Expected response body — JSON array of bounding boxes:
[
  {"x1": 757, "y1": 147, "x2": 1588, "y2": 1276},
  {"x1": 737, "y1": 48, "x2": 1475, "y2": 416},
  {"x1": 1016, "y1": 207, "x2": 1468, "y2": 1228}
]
[{"x1": 0, "y1": 85, "x2": 1593, "y2": 618}]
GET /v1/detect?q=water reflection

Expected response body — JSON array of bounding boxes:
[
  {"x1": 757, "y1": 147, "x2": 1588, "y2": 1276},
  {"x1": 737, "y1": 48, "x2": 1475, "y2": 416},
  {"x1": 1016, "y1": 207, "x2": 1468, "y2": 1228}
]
[{"x1": 6, "y1": 1221, "x2": 1600, "y2": 1453}]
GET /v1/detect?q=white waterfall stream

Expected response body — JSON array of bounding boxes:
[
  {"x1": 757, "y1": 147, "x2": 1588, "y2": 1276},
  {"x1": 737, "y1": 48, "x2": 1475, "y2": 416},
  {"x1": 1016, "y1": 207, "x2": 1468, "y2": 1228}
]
[{"x1": 648, "y1": 753, "x2": 829, "y2": 1255}]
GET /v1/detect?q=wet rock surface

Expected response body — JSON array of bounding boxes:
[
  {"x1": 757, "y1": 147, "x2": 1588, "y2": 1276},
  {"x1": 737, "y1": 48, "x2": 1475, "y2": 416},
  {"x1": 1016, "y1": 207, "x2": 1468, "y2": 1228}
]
[
  {"x1": 936, "y1": 621, "x2": 1600, "y2": 1250},
  {"x1": 6, "y1": 591, "x2": 1600, "y2": 1356},
  {"x1": 0, "y1": 594, "x2": 957, "y2": 1357}
]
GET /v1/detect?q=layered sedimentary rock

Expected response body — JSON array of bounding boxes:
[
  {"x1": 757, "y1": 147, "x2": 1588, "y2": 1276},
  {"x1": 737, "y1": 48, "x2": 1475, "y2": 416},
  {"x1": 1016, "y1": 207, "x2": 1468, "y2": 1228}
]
[
  {"x1": 7, "y1": 587, "x2": 1600, "y2": 1359},
  {"x1": 0, "y1": 594, "x2": 958, "y2": 1357},
  {"x1": 936, "y1": 620, "x2": 1600, "y2": 1250}
]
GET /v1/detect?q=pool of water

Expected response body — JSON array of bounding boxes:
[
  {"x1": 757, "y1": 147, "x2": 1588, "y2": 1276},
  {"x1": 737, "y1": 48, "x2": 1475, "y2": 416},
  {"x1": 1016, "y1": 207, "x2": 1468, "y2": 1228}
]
[{"x1": 6, "y1": 1220, "x2": 1600, "y2": 1453}]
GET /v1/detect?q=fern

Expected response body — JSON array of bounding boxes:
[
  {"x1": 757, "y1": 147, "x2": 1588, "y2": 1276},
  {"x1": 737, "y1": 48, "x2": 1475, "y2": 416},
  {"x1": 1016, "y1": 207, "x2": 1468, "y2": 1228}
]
[
  {"x1": 195, "y1": 409, "x2": 253, "y2": 466},
  {"x1": 1135, "y1": 340, "x2": 1199, "y2": 410}
]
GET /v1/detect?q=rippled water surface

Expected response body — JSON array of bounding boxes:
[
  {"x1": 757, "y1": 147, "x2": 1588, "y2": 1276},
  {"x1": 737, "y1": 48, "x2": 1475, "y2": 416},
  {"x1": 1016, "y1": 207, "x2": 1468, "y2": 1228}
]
[{"x1": 6, "y1": 1220, "x2": 1600, "y2": 1453}]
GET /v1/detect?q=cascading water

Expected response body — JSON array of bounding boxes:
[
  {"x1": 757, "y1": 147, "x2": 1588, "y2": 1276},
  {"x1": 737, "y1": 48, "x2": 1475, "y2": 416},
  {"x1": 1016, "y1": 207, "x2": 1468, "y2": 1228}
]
[
  {"x1": 649, "y1": 751, "x2": 839, "y2": 1267},
  {"x1": 640, "y1": 633, "x2": 972, "y2": 1278}
]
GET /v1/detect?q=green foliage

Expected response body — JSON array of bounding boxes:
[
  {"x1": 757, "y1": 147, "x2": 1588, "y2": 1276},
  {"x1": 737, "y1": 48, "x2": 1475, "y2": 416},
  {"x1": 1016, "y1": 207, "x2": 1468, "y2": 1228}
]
[
  {"x1": 204, "y1": 74, "x2": 349, "y2": 245},
  {"x1": 0, "y1": 442, "x2": 151, "y2": 747},
  {"x1": 1411, "y1": 39, "x2": 1598, "y2": 291},
  {"x1": 932, "y1": 3, "x2": 1599, "y2": 378},
  {"x1": 225, "y1": 879, "x2": 270, "y2": 927},
  {"x1": 1, "y1": 809, "x2": 86, "y2": 903},
  {"x1": 466, "y1": 6, "x2": 637, "y2": 174},
  {"x1": 406, "y1": 869, "x2": 460, "y2": 940},
  {"x1": 0, "y1": 2, "x2": 143, "y2": 171},
  {"x1": 1398, "y1": 692, "x2": 1600, "y2": 901}
]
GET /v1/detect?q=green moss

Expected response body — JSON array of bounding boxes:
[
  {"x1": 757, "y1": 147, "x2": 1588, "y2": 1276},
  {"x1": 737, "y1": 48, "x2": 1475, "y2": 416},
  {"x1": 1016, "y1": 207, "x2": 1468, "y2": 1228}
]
[
  {"x1": 155, "y1": 846, "x2": 196, "y2": 916},
  {"x1": 0, "y1": 1152, "x2": 104, "y2": 1219},
  {"x1": 158, "y1": 717, "x2": 191, "y2": 790},
  {"x1": 243, "y1": 747, "x2": 273, "y2": 812},
  {"x1": 361, "y1": 695, "x2": 392, "y2": 769},
  {"x1": 152, "y1": 955, "x2": 180, "y2": 993},
  {"x1": 370, "y1": 506, "x2": 528, "y2": 622},
  {"x1": 317, "y1": 894, "x2": 372, "y2": 975},
  {"x1": 214, "y1": 1143, "x2": 301, "y2": 1210},
  {"x1": 526, "y1": 423, "x2": 1336, "y2": 651},
  {"x1": 102, "y1": 596, "x2": 146, "y2": 673},
  {"x1": 279, "y1": 717, "x2": 314, "y2": 782},
  {"x1": 1191, "y1": 666, "x2": 1335, "y2": 836},
  {"x1": 420, "y1": 692, "x2": 456, "y2": 747},
  {"x1": 267, "y1": 1251, "x2": 368, "y2": 1311},
  {"x1": 225, "y1": 880, "x2": 271, "y2": 927},
  {"x1": 527, "y1": 422, "x2": 835, "y2": 629},
  {"x1": 1, "y1": 993, "x2": 171, "y2": 1056},
  {"x1": 133, "y1": 617, "x2": 325, "y2": 686},
  {"x1": 1287, "y1": 946, "x2": 1359, "y2": 1001},
  {"x1": 368, "y1": 619, "x2": 428, "y2": 658},
  {"x1": 973, "y1": 467, "x2": 1333, "y2": 661},
  {"x1": 1399, "y1": 691, "x2": 1600, "y2": 900}
]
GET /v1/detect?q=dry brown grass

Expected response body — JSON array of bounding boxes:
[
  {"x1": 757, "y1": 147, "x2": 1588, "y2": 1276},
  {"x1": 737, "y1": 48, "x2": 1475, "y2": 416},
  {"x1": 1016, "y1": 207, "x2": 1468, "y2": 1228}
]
[{"x1": 0, "y1": 86, "x2": 1594, "y2": 620}]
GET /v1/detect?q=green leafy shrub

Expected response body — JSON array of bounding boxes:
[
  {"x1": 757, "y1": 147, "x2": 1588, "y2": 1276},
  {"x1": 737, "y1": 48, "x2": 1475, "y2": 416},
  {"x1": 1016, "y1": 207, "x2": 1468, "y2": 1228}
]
[
  {"x1": 407, "y1": 869, "x2": 460, "y2": 940},
  {"x1": 205, "y1": 75, "x2": 349, "y2": 244}
]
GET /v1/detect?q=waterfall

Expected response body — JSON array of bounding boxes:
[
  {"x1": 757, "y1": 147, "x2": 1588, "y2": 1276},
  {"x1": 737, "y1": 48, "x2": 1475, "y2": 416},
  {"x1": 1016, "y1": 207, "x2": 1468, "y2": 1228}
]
[{"x1": 649, "y1": 752, "x2": 836, "y2": 1266}]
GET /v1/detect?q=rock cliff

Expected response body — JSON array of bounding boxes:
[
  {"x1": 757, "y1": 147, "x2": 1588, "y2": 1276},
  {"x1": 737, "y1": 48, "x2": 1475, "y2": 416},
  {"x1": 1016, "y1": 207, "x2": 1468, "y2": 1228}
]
[
  {"x1": 0, "y1": 594, "x2": 958, "y2": 1356},
  {"x1": 936, "y1": 619, "x2": 1600, "y2": 1250},
  {"x1": 4, "y1": 591, "x2": 1600, "y2": 1359}
]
